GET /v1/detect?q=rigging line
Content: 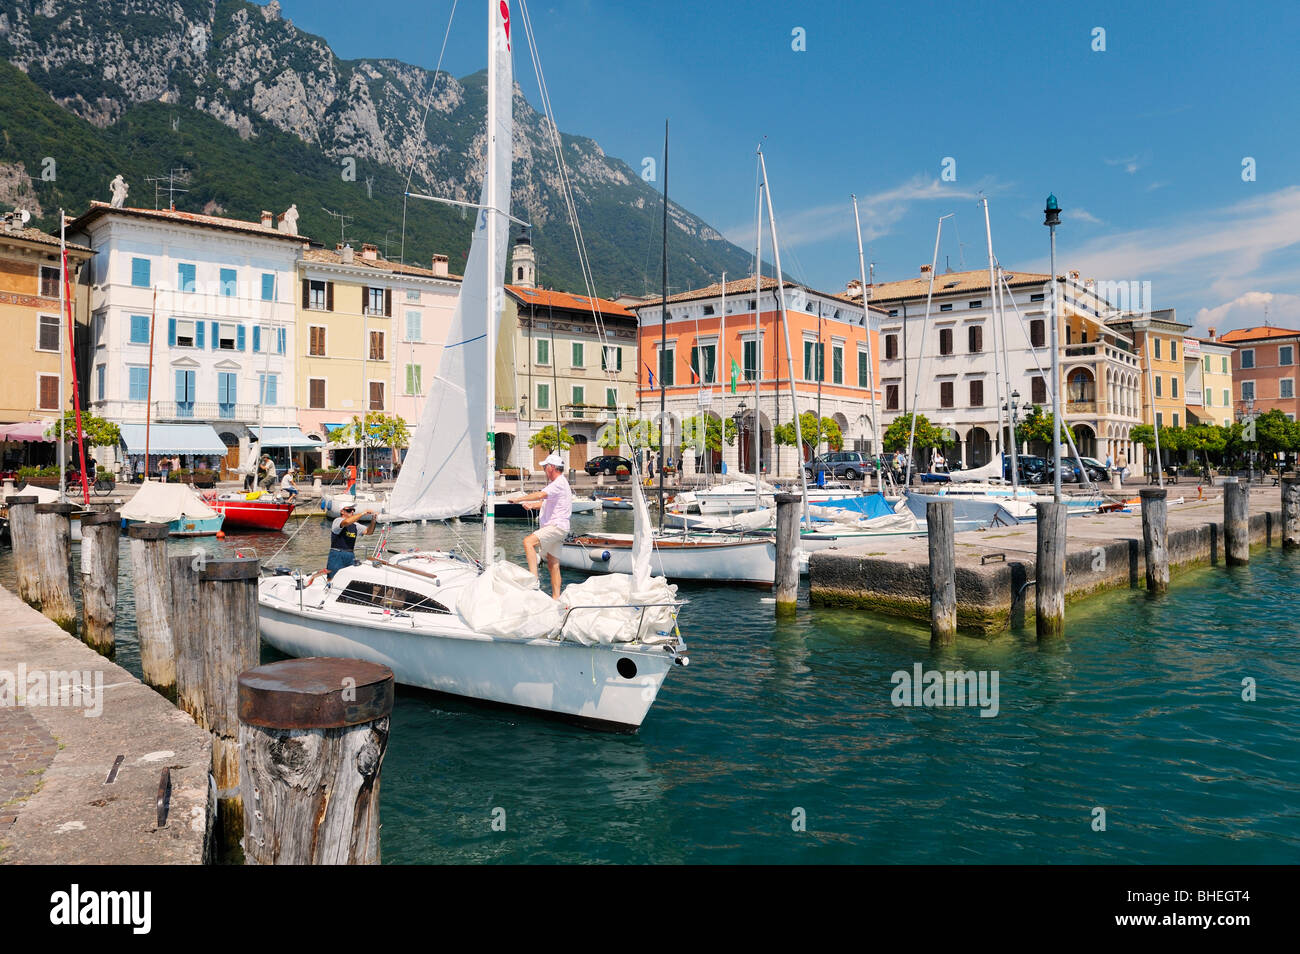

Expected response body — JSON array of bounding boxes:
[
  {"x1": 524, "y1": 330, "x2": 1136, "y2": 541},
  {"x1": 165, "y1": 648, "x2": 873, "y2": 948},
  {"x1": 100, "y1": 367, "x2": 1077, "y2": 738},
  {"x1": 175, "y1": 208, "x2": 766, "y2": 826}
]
[{"x1": 400, "y1": 0, "x2": 460, "y2": 266}]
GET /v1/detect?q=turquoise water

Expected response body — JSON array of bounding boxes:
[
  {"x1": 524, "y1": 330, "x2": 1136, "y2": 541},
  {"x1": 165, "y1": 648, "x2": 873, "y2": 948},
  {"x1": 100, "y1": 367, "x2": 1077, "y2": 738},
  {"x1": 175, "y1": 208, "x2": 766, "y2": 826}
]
[{"x1": 4, "y1": 509, "x2": 1297, "y2": 863}]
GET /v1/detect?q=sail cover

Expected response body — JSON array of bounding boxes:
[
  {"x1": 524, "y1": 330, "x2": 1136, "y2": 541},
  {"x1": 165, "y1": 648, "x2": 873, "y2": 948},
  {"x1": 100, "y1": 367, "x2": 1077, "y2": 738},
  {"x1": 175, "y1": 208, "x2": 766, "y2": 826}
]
[
  {"x1": 946, "y1": 454, "x2": 1005, "y2": 483},
  {"x1": 387, "y1": 0, "x2": 513, "y2": 520}
]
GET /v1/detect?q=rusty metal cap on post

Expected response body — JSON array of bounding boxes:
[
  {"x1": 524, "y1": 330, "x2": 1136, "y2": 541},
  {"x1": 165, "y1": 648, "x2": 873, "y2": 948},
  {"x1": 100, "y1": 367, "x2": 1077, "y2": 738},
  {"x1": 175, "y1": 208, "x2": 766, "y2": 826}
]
[
  {"x1": 238, "y1": 658, "x2": 395, "y2": 729},
  {"x1": 34, "y1": 502, "x2": 78, "y2": 514},
  {"x1": 199, "y1": 557, "x2": 261, "y2": 581},
  {"x1": 126, "y1": 522, "x2": 170, "y2": 540},
  {"x1": 1139, "y1": 488, "x2": 1167, "y2": 500},
  {"x1": 80, "y1": 511, "x2": 121, "y2": 527},
  {"x1": 4, "y1": 495, "x2": 38, "y2": 506},
  {"x1": 774, "y1": 492, "x2": 802, "y2": 505}
]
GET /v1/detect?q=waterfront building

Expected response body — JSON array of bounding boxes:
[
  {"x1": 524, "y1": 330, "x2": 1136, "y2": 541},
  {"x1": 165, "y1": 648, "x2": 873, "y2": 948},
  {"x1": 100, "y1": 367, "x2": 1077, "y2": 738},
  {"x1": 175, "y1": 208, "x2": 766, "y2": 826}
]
[
  {"x1": 635, "y1": 276, "x2": 883, "y2": 477},
  {"x1": 69, "y1": 202, "x2": 302, "y2": 476},
  {"x1": 1217, "y1": 325, "x2": 1300, "y2": 421},
  {"x1": 1183, "y1": 332, "x2": 1236, "y2": 428},
  {"x1": 296, "y1": 243, "x2": 460, "y2": 472},
  {"x1": 0, "y1": 213, "x2": 93, "y2": 469},
  {"x1": 861, "y1": 267, "x2": 1143, "y2": 470},
  {"x1": 1106, "y1": 308, "x2": 1192, "y2": 435}
]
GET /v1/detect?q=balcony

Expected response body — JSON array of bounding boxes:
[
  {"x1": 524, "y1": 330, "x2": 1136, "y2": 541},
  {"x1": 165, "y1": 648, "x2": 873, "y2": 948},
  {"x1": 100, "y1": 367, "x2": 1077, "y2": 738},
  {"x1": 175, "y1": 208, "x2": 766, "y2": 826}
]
[
  {"x1": 1064, "y1": 343, "x2": 1098, "y2": 358},
  {"x1": 153, "y1": 401, "x2": 262, "y2": 423},
  {"x1": 1185, "y1": 388, "x2": 1203, "y2": 406},
  {"x1": 1066, "y1": 401, "x2": 1097, "y2": 414}
]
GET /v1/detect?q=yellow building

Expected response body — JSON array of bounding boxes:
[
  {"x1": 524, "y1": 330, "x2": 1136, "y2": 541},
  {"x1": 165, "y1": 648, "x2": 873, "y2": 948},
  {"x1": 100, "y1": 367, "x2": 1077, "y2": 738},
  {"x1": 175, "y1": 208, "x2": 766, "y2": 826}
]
[
  {"x1": 0, "y1": 215, "x2": 92, "y2": 466},
  {"x1": 1184, "y1": 335, "x2": 1235, "y2": 428},
  {"x1": 1109, "y1": 308, "x2": 1190, "y2": 430}
]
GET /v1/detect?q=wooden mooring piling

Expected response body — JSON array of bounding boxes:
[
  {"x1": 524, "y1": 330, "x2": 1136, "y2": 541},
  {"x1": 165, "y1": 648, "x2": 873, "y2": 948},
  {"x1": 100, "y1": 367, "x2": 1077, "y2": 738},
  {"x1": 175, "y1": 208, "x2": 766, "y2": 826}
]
[
  {"x1": 1140, "y1": 488, "x2": 1169, "y2": 594},
  {"x1": 79, "y1": 510, "x2": 120, "y2": 656},
  {"x1": 1034, "y1": 501, "x2": 1068, "y2": 639},
  {"x1": 773, "y1": 493, "x2": 801, "y2": 618},
  {"x1": 33, "y1": 502, "x2": 77, "y2": 633},
  {"x1": 926, "y1": 499, "x2": 956, "y2": 649},
  {"x1": 1225, "y1": 480, "x2": 1250, "y2": 566},
  {"x1": 5, "y1": 495, "x2": 40, "y2": 605}
]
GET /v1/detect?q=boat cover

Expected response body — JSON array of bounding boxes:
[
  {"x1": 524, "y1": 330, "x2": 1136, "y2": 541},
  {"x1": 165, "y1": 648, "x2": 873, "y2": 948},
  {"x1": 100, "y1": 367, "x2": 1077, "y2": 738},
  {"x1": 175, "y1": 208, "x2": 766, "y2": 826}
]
[
  {"x1": 119, "y1": 481, "x2": 218, "y2": 523},
  {"x1": 808, "y1": 493, "x2": 895, "y2": 519}
]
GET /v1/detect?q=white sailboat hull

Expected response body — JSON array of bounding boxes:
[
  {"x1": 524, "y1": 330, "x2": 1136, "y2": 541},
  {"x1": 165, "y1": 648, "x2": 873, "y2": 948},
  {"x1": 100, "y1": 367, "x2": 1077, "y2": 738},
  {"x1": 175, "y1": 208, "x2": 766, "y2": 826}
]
[{"x1": 561, "y1": 533, "x2": 776, "y2": 585}]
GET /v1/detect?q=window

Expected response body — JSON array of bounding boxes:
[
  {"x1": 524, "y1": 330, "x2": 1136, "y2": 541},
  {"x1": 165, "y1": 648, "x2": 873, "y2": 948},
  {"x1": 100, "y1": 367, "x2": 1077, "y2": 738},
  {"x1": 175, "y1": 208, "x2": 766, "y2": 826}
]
[
  {"x1": 536, "y1": 338, "x2": 550, "y2": 365},
  {"x1": 601, "y1": 346, "x2": 622, "y2": 371},
  {"x1": 130, "y1": 314, "x2": 150, "y2": 344},
  {"x1": 174, "y1": 319, "x2": 196, "y2": 348},
  {"x1": 1206, "y1": 389, "x2": 1213, "y2": 407},
  {"x1": 968, "y1": 326, "x2": 983, "y2": 353},
  {"x1": 259, "y1": 373, "x2": 279, "y2": 406},
  {"x1": 176, "y1": 263, "x2": 196, "y2": 293},
  {"x1": 969, "y1": 300, "x2": 982, "y2": 309},
  {"x1": 572, "y1": 386, "x2": 585, "y2": 418},
  {"x1": 95, "y1": 365, "x2": 105, "y2": 401},
  {"x1": 1171, "y1": 377, "x2": 1179, "y2": 398},
  {"x1": 572, "y1": 342, "x2": 584, "y2": 368},
  {"x1": 703, "y1": 304, "x2": 715, "y2": 316},
  {"x1": 939, "y1": 303, "x2": 953, "y2": 312},
  {"x1": 369, "y1": 330, "x2": 385, "y2": 361},
  {"x1": 803, "y1": 340, "x2": 824, "y2": 381},
  {"x1": 1170, "y1": 339, "x2": 1178, "y2": 362},
  {"x1": 1240, "y1": 349, "x2": 1255, "y2": 369},
  {"x1": 940, "y1": 381, "x2": 954, "y2": 408},
  {"x1": 1030, "y1": 319, "x2": 1045, "y2": 348},
  {"x1": 128, "y1": 367, "x2": 149, "y2": 401},
  {"x1": 174, "y1": 369, "x2": 195, "y2": 415},
  {"x1": 1031, "y1": 376, "x2": 1047, "y2": 404},
  {"x1": 1173, "y1": 412, "x2": 1180, "y2": 428},
  {"x1": 1223, "y1": 388, "x2": 1230, "y2": 406},
  {"x1": 1221, "y1": 357, "x2": 1229, "y2": 374},
  {"x1": 743, "y1": 339, "x2": 760, "y2": 381},
  {"x1": 405, "y1": 364, "x2": 422, "y2": 395},
  {"x1": 970, "y1": 380, "x2": 984, "y2": 407},
  {"x1": 405, "y1": 310, "x2": 422, "y2": 342},
  {"x1": 337, "y1": 580, "x2": 449, "y2": 615},
  {"x1": 40, "y1": 266, "x2": 60, "y2": 298},
  {"x1": 37, "y1": 314, "x2": 59, "y2": 352},
  {"x1": 217, "y1": 372, "x2": 238, "y2": 417},
  {"x1": 885, "y1": 384, "x2": 899, "y2": 410},
  {"x1": 1281, "y1": 345, "x2": 1294, "y2": 366},
  {"x1": 1154, "y1": 375, "x2": 1162, "y2": 398},
  {"x1": 38, "y1": 374, "x2": 59, "y2": 410},
  {"x1": 1282, "y1": 379, "x2": 1295, "y2": 399},
  {"x1": 1153, "y1": 337, "x2": 1162, "y2": 360},
  {"x1": 218, "y1": 322, "x2": 238, "y2": 350},
  {"x1": 858, "y1": 350, "x2": 870, "y2": 387},
  {"x1": 888, "y1": 309, "x2": 898, "y2": 318},
  {"x1": 309, "y1": 326, "x2": 327, "y2": 356},
  {"x1": 368, "y1": 381, "x2": 384, "y2": 410},
  {"x1": 1241, "y1": 381, "x2": 1257, "y2": 401},
  {"x1": 690, "y1": 343, "x2": 717, "y2": 383},
  {"x1": 262, "y1": 273, "x2": 276, "y2": 301},
  {"x1": 658, "y1": 346, "x2": 675, "y2": 386},
  {"x1": 308, "y1": 378, "x2": 326, "y2": 409},
  {"x1": 305, "y1": 279, "x2": 331, "y2": 311},
  {"x1": 606, "y1": 387, "x2": 617, "y2": 408},
  {"x1": 131, "y1": 258, "x2": 151, "y2": 288},
  {"x1": 219, "y1": 268, "x2": 237, "y2": 297},
  {"x1": 536, "y1": 383, "x2": 550, "y2": 410},
  {"x1": 939, "y1": 327, "x2": 953, "y2": 355},
  {"x1": 365, "y1": 287, "x2": 386, "y2": 316},
  {"x1": 1204, "y1": 356, "x2": 1211, "y2": 373},
  {"x1": 885, "y1": 334, "x2": 898, "y2": 360},
  {"x1": 1156, "y1": 412, "x2": 1164, "y2": 428},
  {"x1": 405, "y1": 289, "x2": 420, "y2": 302},
  {"x1": 832, "y1": 344, "x2": 844, "y2": 384}
]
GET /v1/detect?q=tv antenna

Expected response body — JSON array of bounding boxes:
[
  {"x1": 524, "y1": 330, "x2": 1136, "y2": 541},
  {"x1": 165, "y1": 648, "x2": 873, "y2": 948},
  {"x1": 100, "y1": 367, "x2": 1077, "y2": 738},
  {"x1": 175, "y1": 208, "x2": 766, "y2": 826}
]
[
  {"x1": 144, "y1": 167, "x2": 190, "y2": 210},
  {"x1": 320, "y1": 207, "x2": 353, "y2": 247}
]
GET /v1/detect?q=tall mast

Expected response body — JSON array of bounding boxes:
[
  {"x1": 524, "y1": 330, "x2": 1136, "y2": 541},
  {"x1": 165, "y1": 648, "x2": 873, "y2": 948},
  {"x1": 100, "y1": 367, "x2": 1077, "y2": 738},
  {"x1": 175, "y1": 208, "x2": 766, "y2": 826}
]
[
  {"x1": 982, "y1": 197, "x2": 1007, "y2": 462},
  {"x1": 758, "y1": 148, "x2": 811, "y2": 528},
  {"x1": 752, "y1": 171, "x2": 764, "y2": 510},
  {"x1": 657, "y1": 119, "x2": 667, "y2": 531},
  {"x1": 905, "y1": 215, "x2": 948, "y2": 486},
  {"x1": 852, "y1": 195, "x2": 880, "y2": 480},
  {"x1": 717, "y1": 271, "x2": 725, "y2": 484},
  {"x1": 482, "y1": 0, "x2": 500, "y2": 561},
  {"x1": 995, "y1": 264, "x2": 1018, "y2": 499},
  {"x1": 57, "y1": 209, "x2": 66, "y2": 499}
]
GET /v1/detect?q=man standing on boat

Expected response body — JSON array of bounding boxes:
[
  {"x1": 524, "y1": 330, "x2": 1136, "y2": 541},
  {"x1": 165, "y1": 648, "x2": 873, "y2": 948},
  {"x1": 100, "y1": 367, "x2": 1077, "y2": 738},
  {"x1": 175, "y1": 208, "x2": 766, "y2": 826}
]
[
  {"x1": 308, "y1": 503, "x2": 377, "y2": 585},
  {"x1": 510, "y1": 453, "x2": 571, "y2": 599}
]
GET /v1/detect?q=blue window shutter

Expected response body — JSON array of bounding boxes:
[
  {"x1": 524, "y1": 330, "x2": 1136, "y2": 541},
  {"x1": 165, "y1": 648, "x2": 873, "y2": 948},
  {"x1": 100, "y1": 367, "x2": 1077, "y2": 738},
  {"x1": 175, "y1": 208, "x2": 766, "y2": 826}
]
[
  {"x1": 262, "y1": 273, "x2": 275, "y2": 301},
  {"x1": 268, "y1": 375, "x2": 277, "y2": 405},
  {"x1": 237, "y1": 325, "x2": 246, "y2": 351},
  {"x1": 252, "y1": 326, "x2": 261, "y2": 352},
  {"x1": 210, "y1": 321, "x2": 218, "y2": 349},
  {"x1": 174, "y1": 369, "x2": 185, "y2": 400},
  {"x1": 195, "y1": 321, "x2": 205, "y2": 348},
  {"x1": 168, "y1": 318, "x2": 176, "y2": 346},
  {"x1": 132, "y1": 258, "x2": 150, "y2": 287},
  {"x1": 278, "y1": 327, "x2": 286, "y2": 354}
]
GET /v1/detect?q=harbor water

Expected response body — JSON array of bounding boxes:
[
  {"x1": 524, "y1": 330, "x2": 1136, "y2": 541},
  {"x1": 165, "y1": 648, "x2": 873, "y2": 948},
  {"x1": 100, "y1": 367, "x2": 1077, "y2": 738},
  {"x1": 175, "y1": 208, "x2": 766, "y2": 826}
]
[{"x1": 3, "y1": 507, "x2": 1297, "y2": 863}]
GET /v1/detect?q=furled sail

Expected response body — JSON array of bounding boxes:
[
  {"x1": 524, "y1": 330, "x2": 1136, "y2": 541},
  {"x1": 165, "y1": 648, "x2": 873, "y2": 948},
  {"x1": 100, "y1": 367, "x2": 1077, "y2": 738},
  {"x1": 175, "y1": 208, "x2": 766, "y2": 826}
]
[{"x1": 387, "y1": 1, "x2": 513, "y2": 520}]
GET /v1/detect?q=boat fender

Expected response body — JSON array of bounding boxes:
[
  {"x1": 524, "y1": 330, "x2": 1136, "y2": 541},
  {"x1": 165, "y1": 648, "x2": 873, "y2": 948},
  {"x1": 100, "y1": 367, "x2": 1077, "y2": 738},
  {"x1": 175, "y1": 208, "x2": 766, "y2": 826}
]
[
  {"x1": 320, "y1": 498, "x2": 329, "y2": 511},
  {"x1": 598, "y1": 550, "x2": 611, "y2": 562}
]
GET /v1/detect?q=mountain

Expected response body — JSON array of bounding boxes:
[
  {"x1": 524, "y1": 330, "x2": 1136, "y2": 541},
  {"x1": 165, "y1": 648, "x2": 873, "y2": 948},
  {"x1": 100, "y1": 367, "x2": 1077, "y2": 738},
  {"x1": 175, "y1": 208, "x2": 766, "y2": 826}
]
[{"x1": 0, "y1": 0, "x2": 754, "y2": 297}]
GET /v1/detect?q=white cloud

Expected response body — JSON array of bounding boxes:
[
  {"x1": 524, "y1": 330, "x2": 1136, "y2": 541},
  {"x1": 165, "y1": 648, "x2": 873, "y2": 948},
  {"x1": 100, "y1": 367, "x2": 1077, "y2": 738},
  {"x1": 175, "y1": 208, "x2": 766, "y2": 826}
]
[
  {"x1": 1104, "y1": 154, "x2": 1144, "y2": 175},
  {"x1": 1071, "y1": 207, "x2": 1103, "y2": 225},
  {"x1": 1193, "y1": 291, "x2": 1300, "y2": 336}
]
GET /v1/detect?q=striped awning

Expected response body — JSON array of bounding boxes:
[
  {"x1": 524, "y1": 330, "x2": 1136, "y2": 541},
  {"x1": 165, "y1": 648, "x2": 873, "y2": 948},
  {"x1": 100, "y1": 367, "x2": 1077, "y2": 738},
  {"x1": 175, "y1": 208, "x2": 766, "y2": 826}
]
[{"x1": 119, "y1": 423, "x2": 228, "y2": 455}]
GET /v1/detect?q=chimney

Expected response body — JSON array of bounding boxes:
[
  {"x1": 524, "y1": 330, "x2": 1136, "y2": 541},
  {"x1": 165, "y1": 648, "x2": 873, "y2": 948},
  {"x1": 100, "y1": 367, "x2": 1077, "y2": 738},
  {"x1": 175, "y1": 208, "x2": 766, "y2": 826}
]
[
  {"x1": 1208, "y1": 326, "x2": 1216, "y2": 340},
  {"x1": 1069, "y1": 269, "x2": 1080, "y2": 281},
  {"x1": 919, "y1": 264, "x2": 932, "y2": 277},
  {"x1": 260, "y1": 210, "x2": 274, "y2": 228},
  {"x1": 361, "y1": 243, "x2": 378, "y2": 261},
  {"x1": 845, "y1": 278, "x2": 862, "y2": 299},
  {"x1": 431, "y1": 253, "x2": 449, "y2": 277},
  {"x1": 340, "y1": 244, "x2": 355, "y2": 265}
]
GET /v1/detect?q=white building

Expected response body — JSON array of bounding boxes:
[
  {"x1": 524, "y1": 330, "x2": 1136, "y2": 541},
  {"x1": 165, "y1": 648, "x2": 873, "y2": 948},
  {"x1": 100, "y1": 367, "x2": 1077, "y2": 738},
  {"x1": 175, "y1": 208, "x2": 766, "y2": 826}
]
[
  {"x1": 857, "y1": 267, "x2": 1144, "y2": 469},
  {"x1": 70, "y1": 202, "x2": 304, "y2": 476}
]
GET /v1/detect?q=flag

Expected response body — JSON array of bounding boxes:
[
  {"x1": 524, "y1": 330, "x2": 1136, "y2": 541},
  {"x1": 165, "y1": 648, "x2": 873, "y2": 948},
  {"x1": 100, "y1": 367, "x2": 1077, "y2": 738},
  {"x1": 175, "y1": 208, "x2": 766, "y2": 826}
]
[
  {"x1": 645, "y1": 361, "x2": 655, "y2": 388},
  {"x1": 730, "y1": 358, "x2": 740, "y2": 394}
]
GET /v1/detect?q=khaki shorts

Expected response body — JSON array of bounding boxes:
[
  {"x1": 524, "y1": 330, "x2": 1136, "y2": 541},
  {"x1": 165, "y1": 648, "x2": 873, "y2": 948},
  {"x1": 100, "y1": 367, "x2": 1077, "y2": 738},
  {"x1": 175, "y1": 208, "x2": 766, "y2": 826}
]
[{"x1": 534, "y1": 523, "x2": 567, "y2": 558}]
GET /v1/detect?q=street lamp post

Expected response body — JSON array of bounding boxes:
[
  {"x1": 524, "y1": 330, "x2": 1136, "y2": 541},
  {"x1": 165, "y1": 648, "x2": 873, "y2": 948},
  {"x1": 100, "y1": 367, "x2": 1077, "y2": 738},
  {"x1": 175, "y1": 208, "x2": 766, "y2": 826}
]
[
  {"x1": 1044, "y1": 194, "x2": 1063, "y2": 503},
  {"x1": 1003, "y1": 387, "x2": 1022, "y2": 492}
]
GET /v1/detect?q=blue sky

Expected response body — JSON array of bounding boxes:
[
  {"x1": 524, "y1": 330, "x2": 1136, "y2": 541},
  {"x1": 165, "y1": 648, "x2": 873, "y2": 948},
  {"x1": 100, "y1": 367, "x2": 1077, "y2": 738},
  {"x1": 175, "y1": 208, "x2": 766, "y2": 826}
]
[{"x1": 275, "y1": 0, "x2": 1300, "y2": 335}]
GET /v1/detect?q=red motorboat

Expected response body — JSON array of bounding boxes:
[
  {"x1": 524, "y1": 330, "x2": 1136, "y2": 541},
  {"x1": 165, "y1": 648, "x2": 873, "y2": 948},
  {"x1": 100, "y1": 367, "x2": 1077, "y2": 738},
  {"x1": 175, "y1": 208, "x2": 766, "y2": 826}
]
[{"x1": 203, "y1": 491, "x2": 295, "y2": 532}]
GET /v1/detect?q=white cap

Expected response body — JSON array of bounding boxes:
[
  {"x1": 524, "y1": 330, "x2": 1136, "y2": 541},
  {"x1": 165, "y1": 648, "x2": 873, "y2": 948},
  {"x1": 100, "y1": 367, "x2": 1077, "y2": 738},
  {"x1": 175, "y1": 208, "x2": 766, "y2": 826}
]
[{"x1": 541, "y1": 453, "x2": 565, "y2": 468}]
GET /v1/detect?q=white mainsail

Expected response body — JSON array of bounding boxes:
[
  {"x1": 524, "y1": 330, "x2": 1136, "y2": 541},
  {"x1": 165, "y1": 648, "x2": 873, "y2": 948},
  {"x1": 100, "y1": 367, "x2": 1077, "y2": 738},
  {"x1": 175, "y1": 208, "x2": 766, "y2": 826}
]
[{"x1": 387, "y1": 3, "x2": 513, "y2": 521}]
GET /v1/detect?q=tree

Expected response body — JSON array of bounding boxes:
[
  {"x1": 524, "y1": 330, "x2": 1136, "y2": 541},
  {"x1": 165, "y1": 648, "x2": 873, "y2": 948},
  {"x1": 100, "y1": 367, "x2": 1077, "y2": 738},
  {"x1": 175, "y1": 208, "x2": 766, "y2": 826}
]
[
  {"x1": 46, "y1": 410, "x2": 121, "y2": 448},
  {"x1": 774, "y1": 411, "x2": 842, "y2": 456},
  {"x1": 526, "y1": 424, "x2": 574, "y2": 453},
  {"x1": 882, "y1": 412, "x2": 944, "y2": 452},
  {"x1": 1015, "y1": 404, "x2": 1077, "y2": 448},
  {"x1": 679, "y1": 414, "x2": 737, "y2": 455},
  {"x1": 327, "y1": 412, "x2": 411, "y2": 464}
]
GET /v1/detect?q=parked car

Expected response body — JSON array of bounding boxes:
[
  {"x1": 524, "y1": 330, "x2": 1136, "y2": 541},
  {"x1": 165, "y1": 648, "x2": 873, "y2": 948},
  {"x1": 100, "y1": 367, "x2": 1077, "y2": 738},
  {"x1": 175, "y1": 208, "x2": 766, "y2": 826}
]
[
  {"x1": 1001, "y1": 454, "x2": 1050, "y2": 484},
  {"x1": 584, "y1": 455, "x2": 633, "y2": 477},
  {"x1": 804, "y1": 451, "x2": 871, "y2": 481},
  {"x1": 1078, "y1": 457, "x2": 1110, "y2": 481}
]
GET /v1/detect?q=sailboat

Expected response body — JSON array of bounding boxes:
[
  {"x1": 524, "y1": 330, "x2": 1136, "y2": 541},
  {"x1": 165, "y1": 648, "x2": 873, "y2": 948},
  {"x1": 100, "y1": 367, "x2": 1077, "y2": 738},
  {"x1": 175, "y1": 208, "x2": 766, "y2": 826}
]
[{"x1": 258, "y1": 0, "x2": 686, "y2": 731}]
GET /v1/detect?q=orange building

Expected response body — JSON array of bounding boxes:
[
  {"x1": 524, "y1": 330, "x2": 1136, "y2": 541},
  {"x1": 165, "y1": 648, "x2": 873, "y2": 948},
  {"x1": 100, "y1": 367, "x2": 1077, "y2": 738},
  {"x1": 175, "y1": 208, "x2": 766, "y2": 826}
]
[
  {"x1": 1218, "y1": 325, "x2": 1300, "y2": 421},
  {"x1": 634, "y1": 276, "x2": 884, "y2": 476}
]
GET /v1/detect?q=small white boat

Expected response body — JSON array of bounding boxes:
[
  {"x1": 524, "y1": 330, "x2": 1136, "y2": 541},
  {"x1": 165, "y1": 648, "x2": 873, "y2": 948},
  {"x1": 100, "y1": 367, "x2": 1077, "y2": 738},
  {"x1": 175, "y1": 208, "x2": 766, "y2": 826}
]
[{"x1": 561, "y1": 531, "x2": 777, "y2": 586}]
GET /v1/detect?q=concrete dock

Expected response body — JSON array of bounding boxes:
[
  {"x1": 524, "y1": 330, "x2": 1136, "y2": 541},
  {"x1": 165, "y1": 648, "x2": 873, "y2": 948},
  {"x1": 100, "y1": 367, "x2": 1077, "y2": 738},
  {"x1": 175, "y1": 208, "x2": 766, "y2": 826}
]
[
  {"x1": 0, "y1": 585, "x2": 212, "y2": 864},
  {"x1": 809, "y1": 491, "x2": 1285, "y2": 636}
]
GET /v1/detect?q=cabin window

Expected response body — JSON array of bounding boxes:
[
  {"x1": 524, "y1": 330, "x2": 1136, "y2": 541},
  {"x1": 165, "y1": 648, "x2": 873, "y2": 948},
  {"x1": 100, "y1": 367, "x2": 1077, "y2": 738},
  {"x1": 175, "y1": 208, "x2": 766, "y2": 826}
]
[{"x1": 337, "y1": 580, "x2": 450, "y2": 614}]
